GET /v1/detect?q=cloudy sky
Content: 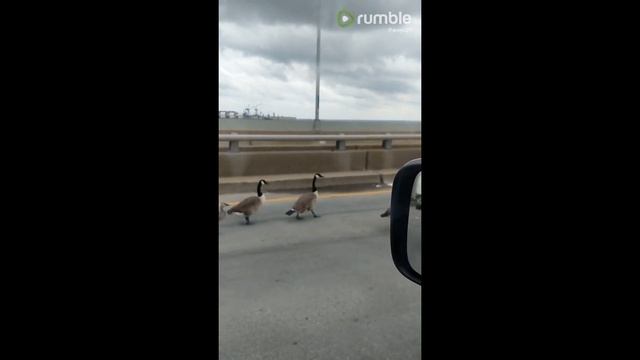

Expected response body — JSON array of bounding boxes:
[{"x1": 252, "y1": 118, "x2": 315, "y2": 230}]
[{"x1": 219, "y1": 0, "x2": 421, "y2": 121}]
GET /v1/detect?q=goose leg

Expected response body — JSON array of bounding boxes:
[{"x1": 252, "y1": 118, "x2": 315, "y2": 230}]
[
  {"x1": 311, "y1": 210, "x2": 319, "y2": 218},
  {"x1": 244, "y1": 216, "x2": 251, "y2": 225},
  {"x1": 296, "y1": 213, "x2": 301, "y2": 220}
]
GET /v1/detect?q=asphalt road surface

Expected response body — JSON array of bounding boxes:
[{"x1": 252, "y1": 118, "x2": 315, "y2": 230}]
[{"x1": 219, "y1": 189, "x2": 421, "y2": 360}]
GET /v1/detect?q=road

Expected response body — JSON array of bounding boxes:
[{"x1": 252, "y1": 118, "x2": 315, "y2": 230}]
[{"x1": 219, "y1": 189, "x2": 421, "y2": 360}]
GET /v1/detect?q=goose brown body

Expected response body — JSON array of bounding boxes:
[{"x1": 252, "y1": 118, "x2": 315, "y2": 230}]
[
  {"x1": 286, "y1": 173, "x2": 323, "y2": 219},
  {"x1": 227, "y1": 179, "x2": 268, "y2": 224},
  {"x1": 227, "y1": 195, "x2": 264, "y2": 216},
  {"x1": 291, "y1": 192, "x2": 318, "y2": 213}
]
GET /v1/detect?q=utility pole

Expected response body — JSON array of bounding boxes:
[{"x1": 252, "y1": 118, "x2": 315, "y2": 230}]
[{"x1": 313, "y1": 0, "x2": 321, "y2": 131}]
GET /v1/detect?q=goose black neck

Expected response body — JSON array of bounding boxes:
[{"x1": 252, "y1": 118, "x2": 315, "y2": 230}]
[
  {"x1": 312, "y1": 176, "x2": 318, "y2": 192},
  {"x1": 257, "y1": 181, "x2": 263, "y2": 197}
]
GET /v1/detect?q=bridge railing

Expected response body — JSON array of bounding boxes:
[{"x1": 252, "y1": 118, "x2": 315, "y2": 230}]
[{"x1": 219, "y1": 133, "x2": 421, "y2": 152}]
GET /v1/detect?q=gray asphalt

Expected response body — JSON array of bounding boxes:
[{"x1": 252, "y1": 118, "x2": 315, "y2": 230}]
[{"x1": 219, "y1": 191, "x2": 421, "y2": 360}]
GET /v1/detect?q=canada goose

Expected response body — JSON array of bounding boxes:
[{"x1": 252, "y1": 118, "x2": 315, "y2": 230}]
[
  {"x1": 219, "y1": 202, "x2": 229, "y2": 222},
  {"x1": 380, "y1": 207, "x2": 391, "y2": 217},
  {"x1": 227, "y1": 179, "x2": 268, "y2": 224},
  {"x1": 286, "y1": 173, "x2": 324, "y2": 219}
]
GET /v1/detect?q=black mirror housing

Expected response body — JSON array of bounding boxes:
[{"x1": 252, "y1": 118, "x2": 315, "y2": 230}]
[{"x1": 390, "y1": 158, "x2": 422, "y2": 285}]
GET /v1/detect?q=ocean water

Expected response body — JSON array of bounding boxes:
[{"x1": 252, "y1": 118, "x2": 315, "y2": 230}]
[{"x1": 219, "y1": 118, "x2": 421, "y2": 133}]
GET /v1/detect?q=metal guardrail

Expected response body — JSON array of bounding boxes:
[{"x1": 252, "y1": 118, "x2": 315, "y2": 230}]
[{"x1": 219, "y1": 133, "x2": 421, "y2": 152}]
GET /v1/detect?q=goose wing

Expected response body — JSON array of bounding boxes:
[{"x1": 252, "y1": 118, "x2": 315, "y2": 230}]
[
  {"x1": 228, "y1": 196, "x2": 261, "y2": 213},
  {"x1": 293, "y1": 192, "x2": 317, "y2": 212}
]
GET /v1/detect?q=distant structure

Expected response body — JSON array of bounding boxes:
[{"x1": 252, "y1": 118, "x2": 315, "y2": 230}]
[
  {"x1": 219, "y1": 105, "x2": 296, "y2": 120},
  {"x1": 218, "y1": 111, "x2": 240, "y2": 119}
]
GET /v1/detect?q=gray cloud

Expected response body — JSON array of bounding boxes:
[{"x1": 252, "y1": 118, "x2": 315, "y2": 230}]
[
  {"x1": 220, "y1": 0, "x2": 420, "y2": 28},
  {"x1": 219, "y1": 0, "x2": 421, "y2": 120}
]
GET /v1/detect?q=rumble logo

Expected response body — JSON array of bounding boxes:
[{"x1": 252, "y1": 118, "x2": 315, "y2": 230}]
[{"x1": 337, "y1": 7, "x2": 412, "y2": 28}]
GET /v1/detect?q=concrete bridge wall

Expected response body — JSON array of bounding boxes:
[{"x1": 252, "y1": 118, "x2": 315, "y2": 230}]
[{"x1": 219, "y1": 148, "x2": 421, "y2": 177}]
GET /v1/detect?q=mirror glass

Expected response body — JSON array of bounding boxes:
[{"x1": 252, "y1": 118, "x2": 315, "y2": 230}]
[{"x1": 407, "y1": 171, "x2": 421, "y2": 274}]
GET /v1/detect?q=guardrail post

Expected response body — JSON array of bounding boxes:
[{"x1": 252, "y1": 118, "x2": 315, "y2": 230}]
[
  {"x1": 382, "y1": 139, "x2": 392, "y2": 149},
  {"x1": 229, "y1": 140, "x2": 239, "y2": 152},
  {"x1": 335, "y1": 133, "x2": 347, "y2": 150}
]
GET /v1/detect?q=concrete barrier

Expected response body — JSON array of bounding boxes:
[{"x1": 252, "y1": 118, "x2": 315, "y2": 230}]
[
  {"x1": 219, "y1": 148, "x2": 421, "y2": 177},
  {"x1": 219, "y1": 150, "x2": 368, "y2": 177},
  {"x1": 218, "y1": 148, "x2": 421, "y2": 186},
  {"x1": 218, "y1": 169, "x2": 398, "y2": 194},
  {"x1": 366, "y1": 148, "x2": 422, "y2": 170}
]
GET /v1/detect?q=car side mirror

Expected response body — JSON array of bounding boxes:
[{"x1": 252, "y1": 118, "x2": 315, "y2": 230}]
[{"x1": 390, "y1": 159, "x2": 422, "y2": 285}]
